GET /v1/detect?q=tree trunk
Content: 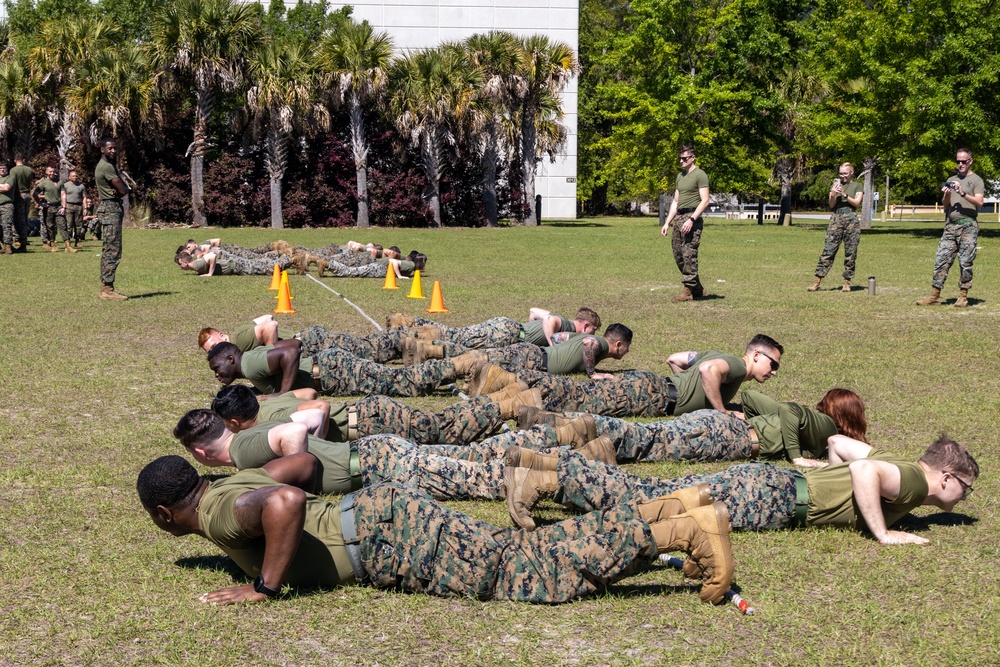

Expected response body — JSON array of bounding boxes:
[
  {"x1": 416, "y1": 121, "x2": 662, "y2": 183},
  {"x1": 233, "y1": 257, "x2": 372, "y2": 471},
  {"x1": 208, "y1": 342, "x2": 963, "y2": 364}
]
[
  {"x1": 860, "y1": 157, "x2": 877, "y2": 230},
  {"x1": 780, "y1": 178, "x2": 793, "y2": 226},
  {"x1": 265, "y1": 125, "x2": 286, "y2": 229},
  {"x1": 422, "y1": 132, "x2": 443, "y2": 227},
  {"x1": 191, "y1": 153, "x2": 205, "y2": 227},
  {"x1": 191, "y1": 84, "x2": 213, "y2": 228},
  {"x1": 481, "y1": 124, "x2": 498, "y2": 227},
  {"x1": 52, "y1": 111, "x2": 76, "y2": 182},
  {"x1": 270, "y1": 177, "x2": 283, "y2": 229},
  {"x1": 520, "y1": 106, "x2": 538, "y2": 226},
  {"x1": 350, "y1": 96, "x2": 370, "y2": 228}
]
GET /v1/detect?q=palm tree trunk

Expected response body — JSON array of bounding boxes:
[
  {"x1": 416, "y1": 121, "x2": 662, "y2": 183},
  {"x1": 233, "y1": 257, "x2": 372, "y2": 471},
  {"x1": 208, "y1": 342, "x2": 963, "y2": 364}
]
[
  {"x1": 349, "y1": 96, "x2": 370, "y2": 228},
  {"x1": 191, "y1": 84, "x2": 213, "y2": 227},
  {"x1": 51, "y1": 111, "x2": 76, "y2": 182},
  {"x1": 481, "y1": 123, "x2": 498, "y2": 227},
  {"x1": 265, "y1": 125, "x2": 286, "y2": 229},
  {"x1": 780, "y1": 179, "x2": 793, "y2": 226},
  {"x1": 422, "y1": 132, "x2": 443, "y2": 227},
  {"x1": 520, "y1": 108, "x2": 538, "y2": 226}
]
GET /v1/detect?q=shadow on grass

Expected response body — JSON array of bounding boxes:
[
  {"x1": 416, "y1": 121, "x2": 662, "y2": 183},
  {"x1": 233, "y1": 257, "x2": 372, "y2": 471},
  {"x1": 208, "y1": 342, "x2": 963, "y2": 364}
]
[
  {"x1": 864, "y1": 226, "x2": 1000, "y2": 239},
  {"x1": 125, "y1": 291, "x2": 176, "y2": 300},
  {"x1": 540, "y1": 221, "x2": 612, "y2": 228},
  {"x1": 175, "y1": 555, "x2": 247, "y2": 579},
  {"x1": 894, "y1": 512, "x2": 977, "y2": 530}
]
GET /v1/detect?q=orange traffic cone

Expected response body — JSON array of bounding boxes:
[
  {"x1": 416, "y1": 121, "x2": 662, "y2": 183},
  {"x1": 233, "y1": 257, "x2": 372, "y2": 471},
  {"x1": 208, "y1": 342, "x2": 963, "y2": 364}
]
[
  {"x1": 277, "y1": 270, "x2": 294, "y2": 300},
  {"x1": 407, "y1": 270, "x2": 425, "y2": 299},
  {"x1": 267, "y1": 263, "x2": 281, "y2": 290},
  {"x1": 274, "y1": 276, "x2": 295, "y2": 314},
  {"x1": 426, "y1": 280, "x2": 449, "y2": 313},
  {"x1": 382, "y1": 265, "x2": 399, "y2": 290}
]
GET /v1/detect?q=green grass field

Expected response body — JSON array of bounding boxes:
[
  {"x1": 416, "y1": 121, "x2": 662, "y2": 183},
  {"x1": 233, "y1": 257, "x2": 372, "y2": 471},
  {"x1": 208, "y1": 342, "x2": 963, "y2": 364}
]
[{"x1": 1, "y1": 217, "x2": 998, "y2": 666}]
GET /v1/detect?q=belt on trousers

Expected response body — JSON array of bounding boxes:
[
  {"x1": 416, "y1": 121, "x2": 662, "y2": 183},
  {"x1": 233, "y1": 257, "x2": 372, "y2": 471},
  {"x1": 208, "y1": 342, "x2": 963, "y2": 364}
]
[
  {"x1": 349, "y1": 446, "x2": 362, "y2": 491},
  {"x1": 339, "y1": 493, "x2": 369, "y2": 584},
  {"x1": 519, "y1": 327, "x2": 525, "y2": 341},
  {"x1": 347, "y1": 406, "x2": 359, "y2": 440},
  {"x1": 538, "y1": 348, "x2": 548, "y2": 372},
  {"x1": 792, "y1": 473, "x2": 809, "y2": 528},
  {"x1": 665, "y1": 379, "x2": 678, "y2": 416},
  {"x1": 312, "y1": 363, "x2": 322, "y2": 391},
  {"x1": 100, "y1": 198, "x2": 122, "y2": 203},
  {"x1": 677, "y1": 207, "x2": 696, "y2": 214},
  {"x1": 834, "y1": 207, "x2": 855, "y2": 214},
  {"x1": 747, "y1": 426, "x2": 760, "y2": 459}
]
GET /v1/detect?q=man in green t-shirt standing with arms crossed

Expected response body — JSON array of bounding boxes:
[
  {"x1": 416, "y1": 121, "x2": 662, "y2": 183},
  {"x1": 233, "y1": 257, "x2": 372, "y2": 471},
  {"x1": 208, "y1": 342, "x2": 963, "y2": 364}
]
[
  {"x1": 807, "y1": 162, "x2": 864, "y2": 293},
  {"x1": 916, "y1": 147, "x2": 985, "y2": 308},
  {"x1": 33, "y1": 166, "x2": 62, "y2": 252},
  {"x1": 95, "y1": 137, "x2": 131, "y2": 300},
  {"x1": 661, "y1": 143, "x2": 711, "y2": 302}
]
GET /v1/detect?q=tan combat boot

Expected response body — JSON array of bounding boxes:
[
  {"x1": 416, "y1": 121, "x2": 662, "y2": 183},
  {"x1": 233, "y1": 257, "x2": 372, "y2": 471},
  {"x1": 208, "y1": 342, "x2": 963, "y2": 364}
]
[
  {"x1": 504, "y1": 446, "x2": 559, "y2": 471},
  {"x1": 492, "y1": 387, "x2": 542, "y2": 420},
  {"x1": 99, "y1": 285, "x2": 128, "y2": 301},
  {"x1": 516, "y1": 405, "x2": 570, "y2": 430},
  {"x1": 575, "y1": 435, "x2": 617, "y2": 465},
  {"x1": 64, "y1": 240, "x2": 77, "y2": 253},
  {"x1": 417, "y1": 341, "x2": 445, "y2": 361},
  {"x1": 2, "y1": 243, "x2": 12, "y2": 254},
  {"x1": 315, "y1": 258, "x2": 330, "y2": 278},
  {"x1": 806, "y1": 276, "x2": 822, "y2": 292},
  {"x1": 504, "y1": 465, "x2": 560, "y2": 531},
  {"x1": 415, "y1": 324, "x2": 445, "y2": 341},
  {"x1": 672, "y1": 286, "x2": 694, "y2": 302},
  {"x1": 386, "y1": 312, "x2": 415, "y2": 329},
  {"x1": 290, "y1": 251, "x2": 309, "y2": 275},
  {"x1": 646, "y1": 502, "x2": 734, "y2": 604},
  {"x1": 401, "y1": 336, "x2": 420, "y2": 366},
  {"x1": 450, "y1": 349, "x2": 489, "y2": 376},
  {"x1": 467, "y1": 362, "x2": 518, "y2": 397},
  {"x1": 842, "y1": 279, "x2": 851, "y2": 293},
  {"x1": 955, "y1": 289, "x2": 969, "y2": 307},
  {"x1": 553, "y1": 414, "x2": 598, "y2": 447},
  {"x1": 49, "y1": 242, "x2": 58, "y2": 252},
  {"x1": 915, "y1": 287, "x2": 941, "y2": 306},
  {"x1": 637, "y1": 484, "x2": 713, "y2": 523}
]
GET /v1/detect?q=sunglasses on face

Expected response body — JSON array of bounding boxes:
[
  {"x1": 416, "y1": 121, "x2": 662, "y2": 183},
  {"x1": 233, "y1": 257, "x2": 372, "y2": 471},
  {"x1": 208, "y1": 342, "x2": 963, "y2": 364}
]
[
  {"x1": 756, "y1": 350, "x2": 780, "y2": 372},
  {"x1": 957, "y1": 159, "x2": 971, "y2": 165}
]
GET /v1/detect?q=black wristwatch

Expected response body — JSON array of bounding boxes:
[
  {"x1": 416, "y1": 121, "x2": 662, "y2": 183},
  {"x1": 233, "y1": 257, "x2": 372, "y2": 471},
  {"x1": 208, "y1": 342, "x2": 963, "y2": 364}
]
[{"x1": 252, "y1": 574, "x2": 281, "y2": 598}]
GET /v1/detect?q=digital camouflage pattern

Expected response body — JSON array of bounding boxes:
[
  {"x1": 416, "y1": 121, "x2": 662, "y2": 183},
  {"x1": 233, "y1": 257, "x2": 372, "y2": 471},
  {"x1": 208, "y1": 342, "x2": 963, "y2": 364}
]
[
  {"x1": 671, "y1": 213, "x2": 703, "y2": 288},
  {"x1": 587, "y1": 409, "x2": 754, "y2": 462},
  {"x1": 558, "y1": 453, "x2": 798, "y2": 531},
  {"x1": 407, "y1": 316, "x2": 524, "y2": 349},
  {"x1": 39, "y1": 206, "x2": 58, "y2": 245},
  {"x1": 518, "y1": 369, "x2": 674, "y2": 417},
  {"x1": 814, "y1": 211, "x2": 860, "y2": 280},
  {"x1": 931, "y1": 217, "x2": 978, "y2": 289},
  {"x1": 0, "y1": 203, "x2": 13, "y2": 246},
  {"x1": 98, "y1": 200, "x2": 123, "y2": 285},
  {"x1": 353, "y1": 395, "x2": 506, "y2": 444},
  {"x1": 314, "y1": 348, "x2": 457, "y2": 397},
  {"x1": 222, "y1": 251, "x2": 292, "y2": 275},
  {"x1": 59, "y1": 203, "x2": 82, "y2": 242},
  {"x1": 353, "y1": 483, "x2": 656, "y2": 602},
  {"x1": 297, "y1": 326, "x2": 464, "y2": 362},
  {"x1": 324, "y1": 259, "x2": 386, "y2": 278}
]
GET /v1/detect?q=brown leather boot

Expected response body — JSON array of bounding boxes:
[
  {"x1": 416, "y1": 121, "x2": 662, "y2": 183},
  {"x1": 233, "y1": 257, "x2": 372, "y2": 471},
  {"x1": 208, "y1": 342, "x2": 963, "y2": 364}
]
[
  {"x1": 516, "y1": 405, "x2": 570, "y2": 430},
  {"x1": 504, "y1": 445, "x2": 559, "y2": 471},
  {"x1": 575, "y1": 435, "x2": 617, "y2": 464},
  {"x1": 450, "y1": 349, "x2": 489, "y2": 376},
  {"x1": 64, "y1": 240, "x2": 77, "y2": 253},
  {"x1": 290, "y1": 251, "x2": 309, "y2": 275},
  {"x1": 401, "y1": 336, "x2": 420, "y2": 366},
  {"x1": 386, "y1": 312, "x2": 415, "y2": 328},
  {"x1": 415, "y1": 324, "x2": 445, "y2": 341},
  {"x1": 467, "y1": 362, "x2": 518, "y2": 396},
  {"x1": 806, "y1": 276, "x2": 822, "y2": 292},
  {"x1": 672, "y1": 286, "x2": 693, "y2": 302},
  {"x1": 99, "y1": 285, "x2": 128, "y2": 301},
  {"x1": 2, "y1": 243, "x2": 12, "y2": 254},
  {"x1": 484, "y1": 381, "x2": 531, "y2": 402},
  {"x1": 646, "y1": 502, "x2": 734, "y2": 604},
  {"x1": 955, "y1": 289, "x2": 969, "y2": 307},
  {"x1": 504, "y1": 466, "x2": 560, "y2": 531},
  {"x1": 315, "y1": 258, "x2": 330, "y2": 278},
  {"x1": 553, "y1": 414, "x2": 598, "y2": 447},
  {"x1": 493, "y1": 388, "x2": 542, "y2": 419},
  {"x1": 842, "y1": 279, "x2": 851, "y2": 293},
  {"x1": 916, "y1": 287, "x2": 941, "y2": 306},
  {"x1": 417, "y1": 341, "x2": 445, "y2": 360},
  {"x1": 637, "y1": 484, "x2": 713, "y2": 523}
]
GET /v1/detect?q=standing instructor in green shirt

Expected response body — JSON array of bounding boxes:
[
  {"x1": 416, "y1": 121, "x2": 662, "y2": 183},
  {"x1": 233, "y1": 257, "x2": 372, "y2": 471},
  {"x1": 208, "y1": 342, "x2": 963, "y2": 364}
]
[
  {"x1": 807, "y1": 162, "x2": 864, "y2": 293},
  {"x1": 661, "y1": 143, "x2": 711, "y2": 302},
  {"x1": 95, "y1": 137, "x2": 130, "y2": 301}
]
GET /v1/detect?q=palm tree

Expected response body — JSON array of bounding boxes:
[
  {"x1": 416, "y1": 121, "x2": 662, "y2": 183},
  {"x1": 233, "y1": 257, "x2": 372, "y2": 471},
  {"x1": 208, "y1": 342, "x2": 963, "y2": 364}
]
[
  {"x1": 464, "y1": 31, "x2": 519, "y2": 227},
  {"x1": 241, "y1": 38, "x2": 328, "y2": 229},
  {"x1": 29, "y1": 18, "x2": 122, "y2": 179},
  {"x1": 317, "y1": 20, "x2": 393, "y2": 228},
  {"x1": 512, "y1": 35, "x2": 578, "y2": 226},
  {"x1": 389, "y1": 46, "x2": 481, "y2": 227},
  {"x1": 151, "y1": 0, "x2": 260, "y2": 226},
  {"x1": 0, "y1": 51, "x2": 41, "y2": 160}
]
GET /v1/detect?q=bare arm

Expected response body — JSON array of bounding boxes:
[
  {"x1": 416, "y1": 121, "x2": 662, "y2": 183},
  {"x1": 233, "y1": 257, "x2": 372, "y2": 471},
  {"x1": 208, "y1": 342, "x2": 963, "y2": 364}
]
[
  {"x1": 581, "y1": 336, "x2": 612, "y2": 379},
  {"x1": 264, "y1": 341, "x2": 304, "y2": 397},
  {"x1": 541, "y1": 315, "x2": 566, "y2": 345},
  {"x1": 289, "y1": 407, "x2": 329, "y2": 439},
  {"x1": 697, "y1": 358, "x2": 732, "y2": 412},
  {"x1": 849, "y1": 458, "x2": 927, "y2": 544},
  {"x1": 289, "y1": 388, "x2": 318, "y2": 400},
  {"x1": 267, "y1": 422, "x2": 310, "y2": 457},
  {"x1": 528, "y1": 307, "x2": 551, "y2": 321},
  {"x1": 667, "y1": 351, "x2": 697, "y2": 374},
  {"x1": 827, "y1": 435, "x2": 873, "y2": 464},
  {"x1": 0, "y1": 183, "x2": 10, "y2": 193},
  {"x1": 253, "y1": 316, "x2": 279, "y2": 346},
  {"x1": 202, "y1": 252, "x2": 217, "y2": 277},
  {"x1": 692, "y1": 185, "x2": 710, "y2": 219},
  {"x1": 845, "y1": 190, "x2": 863, "y2": 208},
  {"x1": 110, "y1": 175, "x2": 130, "y2": 197}
]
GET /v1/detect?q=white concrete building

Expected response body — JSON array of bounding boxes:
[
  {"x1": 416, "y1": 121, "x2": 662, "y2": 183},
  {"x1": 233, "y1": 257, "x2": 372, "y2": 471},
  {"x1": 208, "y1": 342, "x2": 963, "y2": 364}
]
[{"x1": 319, "y1": 0, "x2": 579, "y2": 219}]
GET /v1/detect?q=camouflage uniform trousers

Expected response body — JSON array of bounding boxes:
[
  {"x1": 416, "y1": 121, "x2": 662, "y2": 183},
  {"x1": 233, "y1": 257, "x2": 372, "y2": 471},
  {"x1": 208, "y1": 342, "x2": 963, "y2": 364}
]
[
  {"x1": 353, "y1": 482, "x2": 656, "y2": 602},
  {"x1": 0, "y1": 202, "x2": 14, "y2": 246},
  {"x1": 220, "y1": 244, "x2": 282, "y2": 261},
  {"x1": 324, "y1": 259, "x2": 386, "y2": 278},
  {"x1": 314, "y1": 348, "x2": 458, "y2": 397},
  {"x1": 671, "y1": 213, "x2": 703, "y2": 288},
  {"x1": 931, "y1": 217, "x2": 978, "y2": 290},
  {"x1": 814, "y1": 211, "x2": 860, "y2": 280},
  {"x1": 296, "y1": 325, "x2": 464, "y2": 362},
  {"x1": 581, "y1": 409, "x2": 754, "y2": 463},
  {"x1": 353, "y1": 395, "x2": 506, "y2": 445},
  {"x1": 98, "y1": 200, "x2": 124, "y2": 285},
  {"x1": 403, "y1": 316, "x2": 524, "y2": 350},
  {"x1": 313, "y1": 248, "x2": 379, "y2": 267},
  {"x1": 557, "y1": 452, "x2": 798, "y2": 531},
  {"x1": 39, "y1": 205, "x2": 59, "y2": 244},
  {"x1": 518, "y1": 369, "x2": 673, "y2": 417},
  {"x1": 59, "y1": 203, "x2": 83, "y2": 242},
  {"x1": 220, "y1": 250, "x2": 292, "y2": 276}
]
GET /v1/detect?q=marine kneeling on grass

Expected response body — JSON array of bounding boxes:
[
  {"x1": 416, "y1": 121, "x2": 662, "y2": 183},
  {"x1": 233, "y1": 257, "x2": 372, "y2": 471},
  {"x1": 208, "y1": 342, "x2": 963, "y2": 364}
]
[{"x1": 137, "y1": 453, "x2": 735, "y2": 605}]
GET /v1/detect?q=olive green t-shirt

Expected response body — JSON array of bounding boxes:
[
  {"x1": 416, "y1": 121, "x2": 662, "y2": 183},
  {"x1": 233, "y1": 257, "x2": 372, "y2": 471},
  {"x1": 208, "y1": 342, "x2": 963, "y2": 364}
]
[
  {"x1": 675, "y1": 167, "x2": 709, "y2": 211},
  {"x1": 228, "y1": 421, "x2": 355, "y2": 495},
  {"x1": 742, "y1": 390, "x2": 837, "y2": 461},
  {"x1": 255, "y1": 396, "x2": 351, "y2": 442},
  {"x1": 191, "y1": 257, "x2": 213, "y2": 275},
  {"x1": 94, "y1": 158, "x2": 120, "y2": 200},
  {"x1": 230, "y1": 321, "x2": 296, "y2": 353},
  {"x1": 197, "y1": 468, "x2": 355, "y2": 587},
  {"x1": 831, "y1": 179, "x2": 863, "y2": 212},
  {"x1": 10, "y1": 165, "x2": 33, "y2": 196},
  {"x1": 0, "y1": 175, "x2": 17, "y2": 205},
  {"x1": 60, "y1": 180, "x2": 87, "y2": 204},
  {"x1": 545, "y1": 333, "x2": 610, "y2": 375},
  {"x1": 804, "y1": 448, "x2": 929, "y2": 531},
  {"x1": 240, "y1": 346, "x2": 314, "y2": 394},
  {"x1": 36, "y1": 178, "x2": 61, "y2": 204},
  {"x1": 521, "y1": 314, "x2": 574, "y2": 347},
  {"x1": 669, "y1": 351, "x2": 747, "y2": 416},
  {"x1": 945, "y1": 172, "x2": 985, "y2": 221}
]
